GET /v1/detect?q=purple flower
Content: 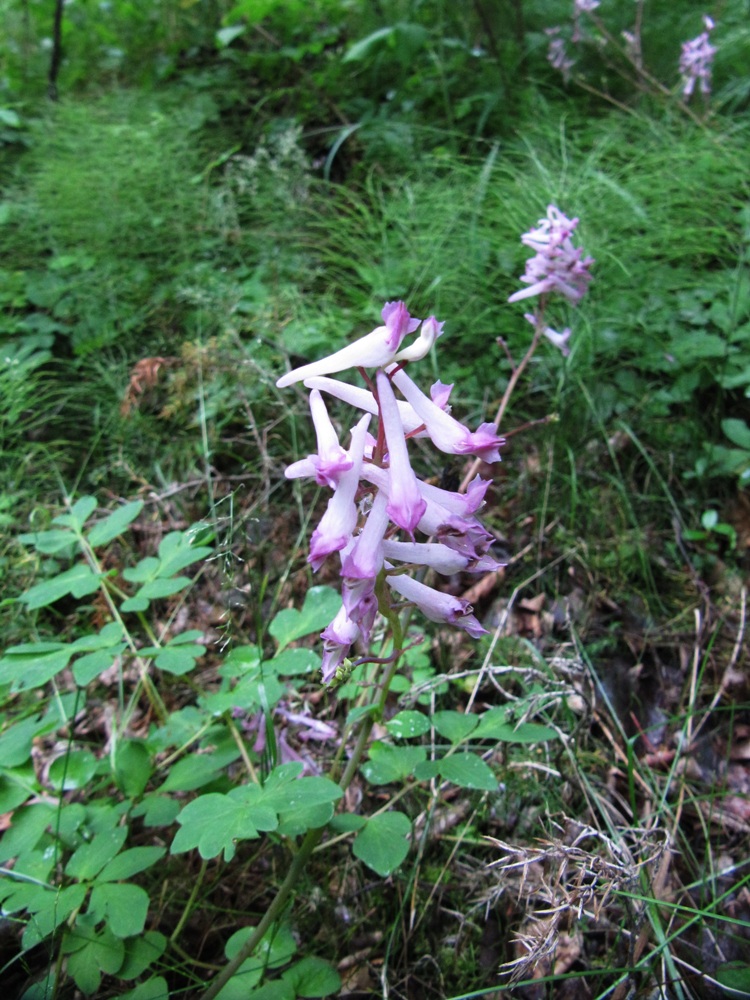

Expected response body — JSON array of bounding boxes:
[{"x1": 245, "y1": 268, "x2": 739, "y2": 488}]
[
  {"x1": 276, "y1": 302, "x2": 420, "y2": 388},
  {"x1": 386, "y1": 573, "x2": 488, "y2": 638},
  {"x1": 341, "y1": 489, "x2": 389, "y2": 582},
  {"x1": 393, "y1": 315, "x2": 445, "y2": 363},
  {"x1": 284, "y1": 389, "x2": 353, "y2": 487},
  {"x1": 389, "y1": 367, "x2": 504, "y2": 463},
  {"x1": 320, "y1": 605, "x2": 361, "y2": 684},
  {"x1": 523, "y1": 312, "x2": 572, "y2": 355},
  {"x1": 679, "y1": 16, "x2": 716, "y2": 98},
  {"x1": 308, "y1": 413, "x2": 370, "y2": 571},
  {"x1": 304, "y1": 376, "x2": 427, "y2": 435},
  {"x1": 383, "y1": 539, "x2": 502, "y2": 575},
  {"x1": 546, "y1": 28, "x2": 576, "y2": 81},
  {"x1": 376, "y1": 371, "x2": 427, "y2": 536},
  {"x1": 508, "y1": 205, "x2": 594, "y2": 305}
]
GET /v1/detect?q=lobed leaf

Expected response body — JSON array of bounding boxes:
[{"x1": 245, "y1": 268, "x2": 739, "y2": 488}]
[{"x1": 352, "y1": 811, "x2": 411, "y2": 876}]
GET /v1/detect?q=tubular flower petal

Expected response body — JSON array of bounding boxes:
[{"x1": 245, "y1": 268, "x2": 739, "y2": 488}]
[
  {"x1": 387, "y1": 573, "x2": 488, "y2": 638},
  {"x1": 523, "y1": 312, "x2": 572, "y2": 355},
  {"x1": 383, "y1": 539, "x2": 502, "y2": 575},
  {"x1": 376, "y1": 371, "x2": 427, "y2": 536},
  {"x1": 304, "y1": 376, "x2": 426, "y2": 435},
  {"x1": 284, "y1": 389, "x2": 352, "y2": 487},
  {"x1": 393, "y1": 315, "x2": 445, "y2": 363},
  {"x1": 418, "y1": 475, "x2": 491, "y2": 517},
  {"x1": 276, "y1": 302, "x2": 420, "y2": 388},
  {"x1": 308, "y1": 414, "x2": 370, "y2": 571},
  {"x1": 389, "y1": 367, "x2": 504, "y2": 463},
  {"x1": 320, "y1": 605, "x2": 361, "y2": 684},
  {"x1": 341, "y1": 489, "x2": 390, "y2": 582}
]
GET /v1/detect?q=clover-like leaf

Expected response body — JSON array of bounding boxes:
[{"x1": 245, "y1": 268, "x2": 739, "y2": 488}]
[
  {"x1": 171, "y1": 793, "x2": 268, "y2": 861},
  {"x1": 360, "y1": 743, "x2": 426, "y2": 785},
  {"x1": 269, "y1": 586, "x2": 342, "y2": 653},
  {"x1": 86, "y1": 500, "x2": 144, "y2": 548},
  {"x1": 21, "y1": 564, "x2": 101, "y2": 610},
  {"x1": 352, "y1": 811, "x2": 411, "y2": 876}
]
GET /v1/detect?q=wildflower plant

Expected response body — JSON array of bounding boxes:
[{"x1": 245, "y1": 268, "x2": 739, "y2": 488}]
[
  {"x1": 0, "y1": 214, "x2": 588, "y2": 999},
  {"x1": 543, "y1": 2, "x2": 719, "y2": 123},
  {"x1": 278, "y1": 300, "x2": 502, "y2": 683}
]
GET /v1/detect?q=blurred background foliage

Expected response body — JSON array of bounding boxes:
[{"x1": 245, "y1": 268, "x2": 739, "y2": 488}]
[{"x1": 1, "y1": 0, "x2": 749, "y2": 572}]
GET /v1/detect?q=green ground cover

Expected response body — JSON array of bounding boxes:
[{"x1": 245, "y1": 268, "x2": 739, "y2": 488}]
[{"x1": 1, "y1": 1, "x2": 750, "y2": 997}]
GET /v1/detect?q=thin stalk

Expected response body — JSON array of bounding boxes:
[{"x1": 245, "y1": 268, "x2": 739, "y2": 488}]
[
  {"x1": 199, "y1": 610, "x2": 404, "y2": 1000},
  {"x1": 170, "y1": 859, "x2": 208, "y2": 944},
  {"x1": 459, "y1": 308, "x2": 545, "y2": 492}
]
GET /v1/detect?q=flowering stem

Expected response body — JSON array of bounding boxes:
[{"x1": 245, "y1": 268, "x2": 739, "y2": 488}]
[{"x1": 458, "y1": 308, "x2": 545, "y2": 493}]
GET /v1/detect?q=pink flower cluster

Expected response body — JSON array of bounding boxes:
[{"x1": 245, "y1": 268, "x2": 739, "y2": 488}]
[
  {"x1": 508, "y1": 205, "x2": 594, "y2": 308},
  {"x1": 679, "y1": 15, "x2": 716, "y2": 98},
  {"x1": 277, "y1": 302, "x2": 503, "y2": 683}
]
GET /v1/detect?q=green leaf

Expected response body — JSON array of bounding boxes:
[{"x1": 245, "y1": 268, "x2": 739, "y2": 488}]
[
  {"x1": 21, "y1": 564, "x2": 101, "y2": 610},
  {"x1": 0, "y1": 803, "x2": 55, "y2": 862},
  {"x1": 269, "y1": 586, "x2": 342, "y2": 653},
  {"x1": 385, "y1": 711, "x2": 431, "y2": 739},
  {"x1": 22, "y1": 883, "x2": 88, "y2": 949},
  {"x1": 53, "y1": 496, "x2": 97, "y2": 531},
  {"x1": 260, "y1": 773, "x2": 343, "y2": 814},
  {"x1": 722, "y1": 418, "x2": 750, "y2": 450},
  {"x1": 113, "y1": 740, "x2": 152, "y2": 798},
  {"x1": 472, "y1": 712, "x2": 558, "y2": 743},
  {"x1": 154, "y1": 641, "x2": 205, "y2": 675},
  {"x1": 65, "y1": 827, "x2": 129, "y2": 880},
  {"x1": 70, "y1": 622, "x2": 126, "y2": 685},
  {"x1": 423, "y1": 752, "x2": 497, "y2": 791},
  {"x1": 343, "y1": 26, "x2": 396, "y2": 62},
  {"x1": 47, "y1": 750, "x2": 97, "y2": 792},
  {"x1": 221, "y1": 645, "x2": 261, "y2": 677},
  {"x1": 156, "y1": 531, "x2": 212, "y2": 577},
  {"x1": 97, "y1": 846, "x2": 165, "y2": 883},
  {"x1": 72, "y1": 646, "x2": 126, "y2": 686},
  {"x1": 0, "y1": 771, "x2": 37, "y2": 813},
  {"x1": 352, "y1": 812, "x2": 411, "y2": 876},
  {"x1": 716, "y1": 961, "x2": 750, "y2": 996},
  {"x1": 119, "y1": 975, "x2": 170, "y2": 1000},
  {"x1": 360, "y1": 743, "x2": 426, "y2": 785},
  {"x1": 120, "y1": 576, "x2": 193, "y2": 612},
  {"x1": 88, "y1": 882, "x2": 150, "y2": 937},
  {"x1": 260, "y1": 772, "x2": 342, "y2": 838},
  {"x1": 226, "y1": 919, "x2": 297, "y2": 967},
  {"x1": 159, "y1": 745, "x2": 241, "y2": 792},
  {"x1": 86, "y1": 501, "x2": 144, "y2": 547},
  {"x1": 216, "y1": 24, "x2": 245, "y2": 47},
  {"x1": 65, "y1": 926, "x2": 125, "y2": 995},
  {"x1": 17, "y1": 528, "x2": 77, "y2": 555},
  {"x1": 431, "y1": 711, "x2": 479, "y2": 744},
  {"x1": 0, "y1": 642, "x2": 73, "y2": 691},
  {"x1": 123, "y1": 556, "x2": 160, "y2": 584},
  {"x1": 277, "y1": 801, "x2": 334, "y2": 838},
  {"x1": 117, "y1": 933, "x2": 167, "y2": 981},
  {"x1": 131, "y1": 793, "x2": 181, "y2": 827},
  {"x1": 328, "y1": 813, "x2": 367, "y2": 833},
  {"x1": 171, "y1": 793, "x2": 262, "y2": 861},
  {"x1": 283, "y1": 956, "x2": 341, "y2": 998},
  {"x1": 267, "y1": 647, "x2": 322, "y2": 676},
  {"x1": 0, "y1": 715, "x2": 47, "y2": 768}
]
